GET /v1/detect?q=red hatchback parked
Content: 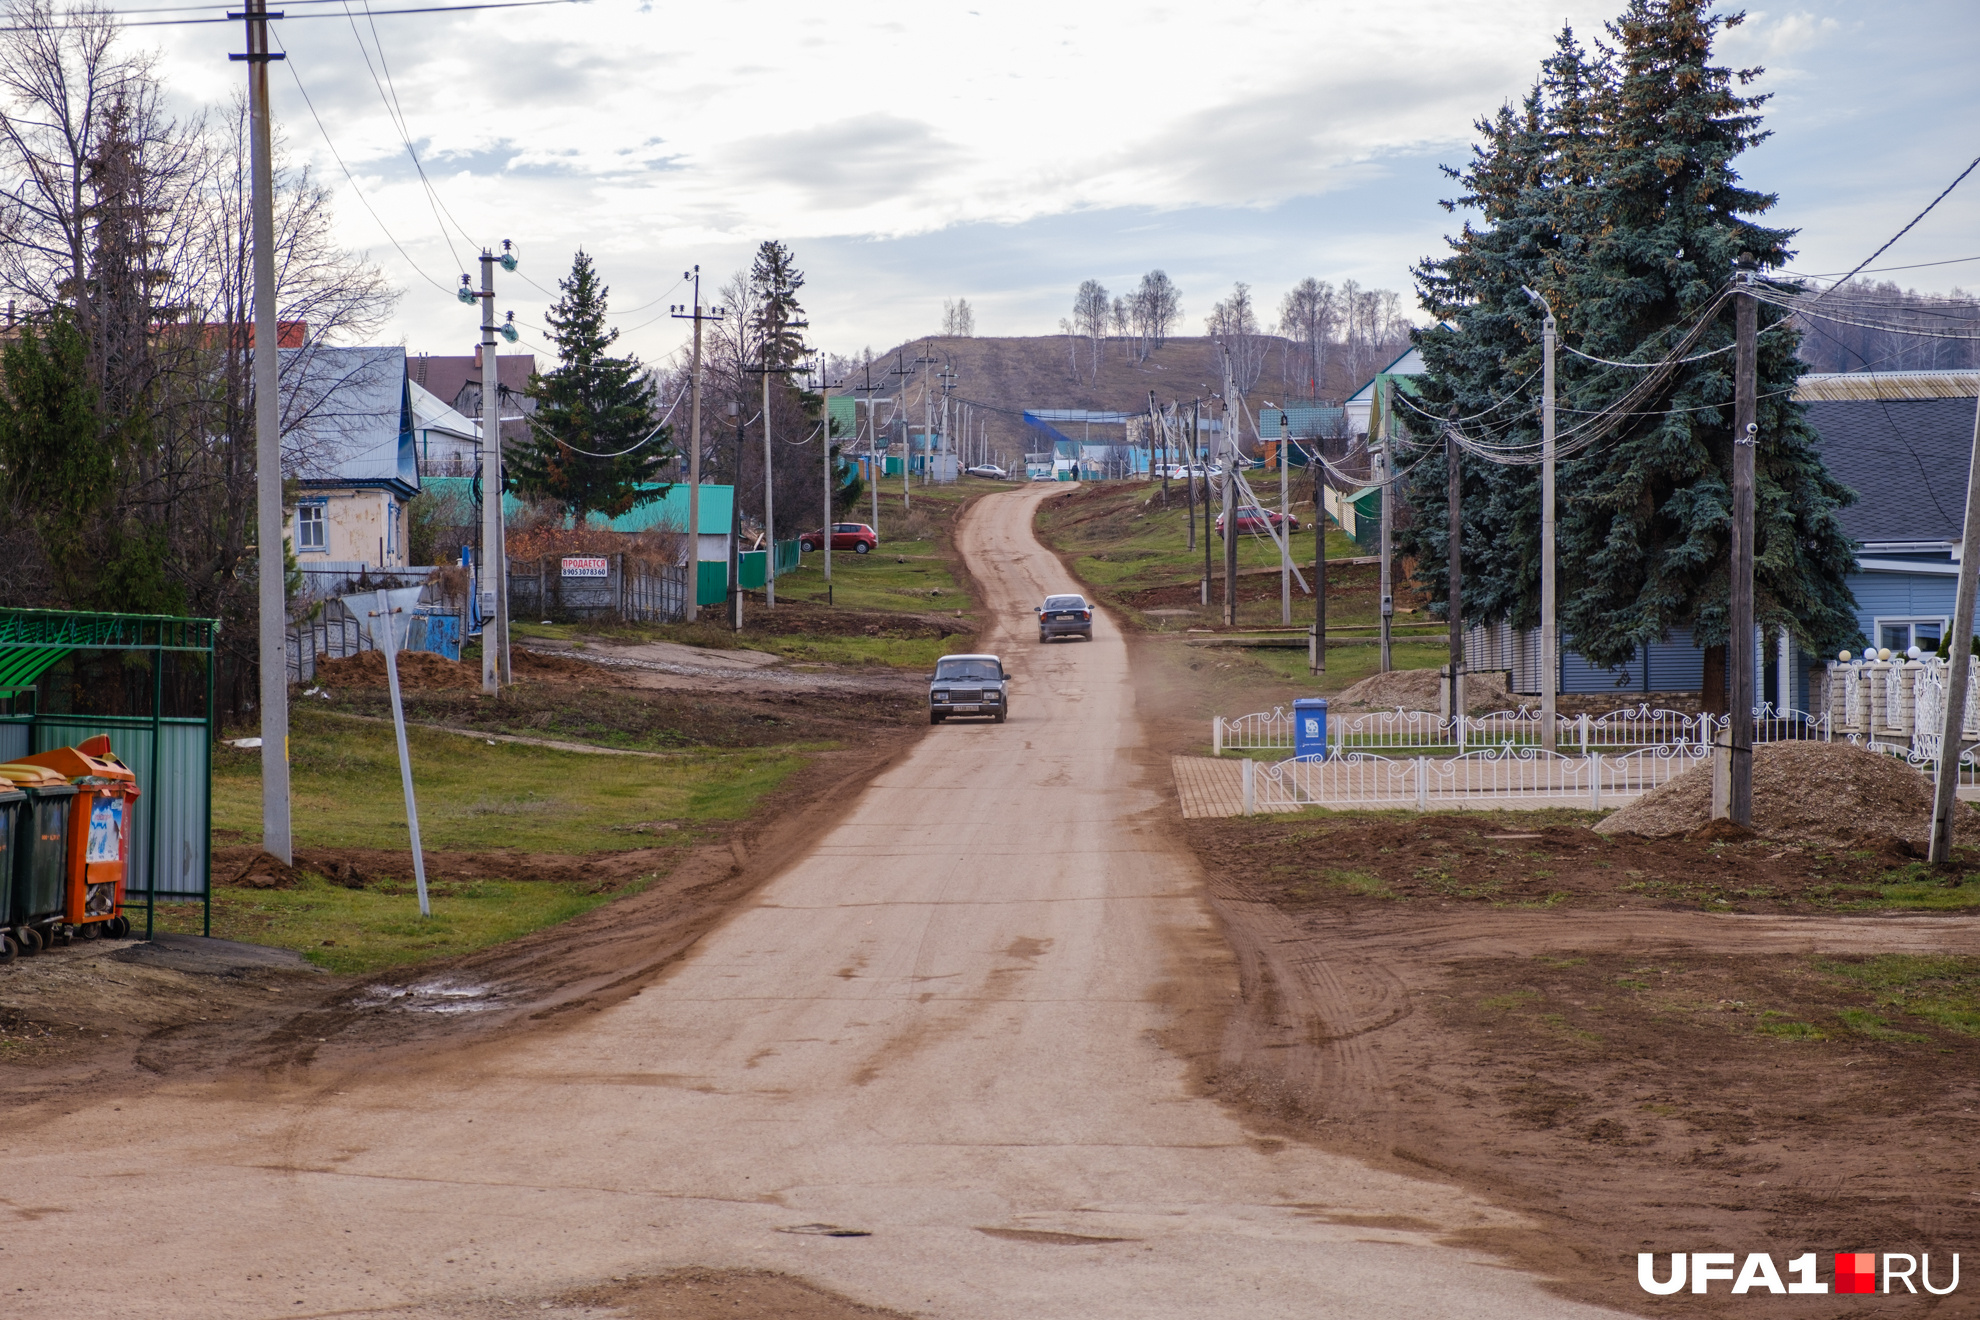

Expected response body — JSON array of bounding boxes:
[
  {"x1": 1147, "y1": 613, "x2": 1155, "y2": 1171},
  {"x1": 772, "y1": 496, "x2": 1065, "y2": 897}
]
[
  {"x1": 1215, "y1": 506, "x2": 1300, "y2": 537},
  {"x1": 800, "y1": 522, "x2": 878, "y2": 553}
]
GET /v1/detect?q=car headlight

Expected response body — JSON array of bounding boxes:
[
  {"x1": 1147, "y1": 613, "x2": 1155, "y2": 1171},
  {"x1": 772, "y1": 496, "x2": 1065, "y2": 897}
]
[
  {"x1": 933, "y1": 692, "x2": 948, "y2": 702},
  {"x1": 985, "y1": 692, "x2": 1002, "y2": 702}
]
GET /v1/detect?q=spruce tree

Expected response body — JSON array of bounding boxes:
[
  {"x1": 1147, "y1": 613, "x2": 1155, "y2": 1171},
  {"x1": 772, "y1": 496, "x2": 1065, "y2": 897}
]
[
  {"x1": 513, "y1": 250, "x2": 668, "y2": 526},
  {"x1": 1402, "y1": 1, "x2": 1859, "y2": 681}
]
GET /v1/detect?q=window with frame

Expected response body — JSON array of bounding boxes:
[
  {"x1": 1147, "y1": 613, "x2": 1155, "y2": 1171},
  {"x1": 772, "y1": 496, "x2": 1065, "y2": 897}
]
[
  {"x1": 1875, "y1": 617, "x2": 1946, "y2": 655},
  {"x1": 296, "y1": 502, "x2": 326, "y2": 552}
]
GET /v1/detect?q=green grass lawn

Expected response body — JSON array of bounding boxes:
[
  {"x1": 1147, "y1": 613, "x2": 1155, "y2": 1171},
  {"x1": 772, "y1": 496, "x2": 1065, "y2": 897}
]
[
  {"x1": 168, "y1": 705, "x2": 810, "y2": 972},
  {"x1": 213, "y1": 705, "x2": 799, "y2": 853},
  {"x1": 153, "y1": 874, "x2": 636, "y2": 975}
]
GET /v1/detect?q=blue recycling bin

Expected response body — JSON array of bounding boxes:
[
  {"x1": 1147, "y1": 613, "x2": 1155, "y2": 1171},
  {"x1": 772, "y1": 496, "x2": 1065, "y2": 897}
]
[{"x1": 1293, "y1": 697, "x2": 1329, "y2": 761}]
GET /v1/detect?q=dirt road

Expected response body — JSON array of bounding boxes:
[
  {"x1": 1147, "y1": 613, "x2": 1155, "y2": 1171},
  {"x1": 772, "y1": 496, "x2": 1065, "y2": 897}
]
[{"x1": 0, "y1": 485, "x2": 1623, "y2": 1319}]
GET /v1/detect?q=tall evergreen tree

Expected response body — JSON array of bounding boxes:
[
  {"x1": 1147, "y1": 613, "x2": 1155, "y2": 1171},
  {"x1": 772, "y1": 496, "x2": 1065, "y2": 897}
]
[
  {"x1": 513, "y1": 251, "x2": 668, "y2": 525},
  {"x1": 1402, "y1": 2, "x2": 1858, "y2": 682}
]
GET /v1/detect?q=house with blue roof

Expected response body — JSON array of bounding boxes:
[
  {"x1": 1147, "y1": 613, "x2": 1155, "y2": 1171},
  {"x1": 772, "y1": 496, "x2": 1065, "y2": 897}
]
[{"x1": 281, "y1": 345, "x2": 421, "y2": 570}]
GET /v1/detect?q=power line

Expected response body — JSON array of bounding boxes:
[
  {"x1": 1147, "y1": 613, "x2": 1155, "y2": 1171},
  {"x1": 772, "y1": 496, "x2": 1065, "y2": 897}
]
[
  {"x1": 339, "y1": 0, "x2": 468, "y2": 270},
  {"x1": 1817, "y1": 152, "x2": 1980, "y2": 297},
  {"x1": 0, "y1": 0, "x2": 588, "y2": 29},
  {"x1": 275, "y1": 36, "x2": 453, "y2": 293}
]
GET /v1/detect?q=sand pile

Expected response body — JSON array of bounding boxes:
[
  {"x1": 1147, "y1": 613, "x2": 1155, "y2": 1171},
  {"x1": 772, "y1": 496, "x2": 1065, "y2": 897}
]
[
  {"x1": 1332, "y1": 667, "x2": 1517, "y2": 715},
  {"x1": 1595, "y1": 741, "x2": 1974, "y2": 848}
]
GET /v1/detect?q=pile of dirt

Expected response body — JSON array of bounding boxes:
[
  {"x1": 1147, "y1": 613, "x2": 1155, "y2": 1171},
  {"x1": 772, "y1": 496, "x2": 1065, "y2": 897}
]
[
  {"x1": 1596, "y1": 740, "x2": 1974, "y2": 847},
  {"x1": 230, "y1": 850, "x2": 300, "y2": 889},
  {"x1": 1331, "y1": 666, "x2": 1515, "y2": 714},
  {"x1": 313, "y1": 650, "x2": 481, "y2": 689}
]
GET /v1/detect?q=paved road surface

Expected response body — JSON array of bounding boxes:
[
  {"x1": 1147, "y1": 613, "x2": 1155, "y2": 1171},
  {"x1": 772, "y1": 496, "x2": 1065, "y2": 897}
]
[{"x1": 2, "y1": 485, "x2": 1624, "y2": 1318}]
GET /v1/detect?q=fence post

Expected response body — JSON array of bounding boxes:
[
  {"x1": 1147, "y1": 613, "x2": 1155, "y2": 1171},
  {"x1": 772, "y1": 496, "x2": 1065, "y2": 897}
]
[
  {"x1": 1591, "y1": 755, "x2": 1602, "y2": 811},
  {"x1": 1242, "y1": 756, "x2": 1255, "y2": 816},
  {"x1": 1213, "y1": 718, "x2": 1223, "y2": 756},
  {"x1": 1578, "y1": 712, "x2": 1589, "y2": 754},
  {"x1": 1415, "y1": 757, "x2": 1427, "y2": 810}
]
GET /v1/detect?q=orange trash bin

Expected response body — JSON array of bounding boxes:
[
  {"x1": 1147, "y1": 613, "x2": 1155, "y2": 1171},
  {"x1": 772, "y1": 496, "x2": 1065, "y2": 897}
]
[{"x1": 13, "y1": 735, "x2": 141, "y2": 939}]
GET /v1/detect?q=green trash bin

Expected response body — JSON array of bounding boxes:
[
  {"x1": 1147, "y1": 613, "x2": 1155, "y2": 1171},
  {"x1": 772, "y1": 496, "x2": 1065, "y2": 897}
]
[
  {"x1": 1, "y1": 764, "x2": 75, "y2": 954},
  {"x1": 0, "y1": 784, "x2": 20, "y2": 960}
]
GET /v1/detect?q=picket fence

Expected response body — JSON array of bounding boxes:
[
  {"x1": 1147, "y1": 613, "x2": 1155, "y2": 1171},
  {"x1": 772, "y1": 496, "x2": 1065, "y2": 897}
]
[
  {"x1": 1213, "y1": 702, "x2": 1825, "y2": 757},
  {"x1": 1235, "y1": 742, "x2": 1709, "y2": 814}
]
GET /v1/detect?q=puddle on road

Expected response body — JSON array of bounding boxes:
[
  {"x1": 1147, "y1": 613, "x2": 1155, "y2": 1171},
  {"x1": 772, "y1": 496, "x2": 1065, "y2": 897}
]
[{"x1": 358, "y1": 979, "x2": 506, "y2": 1015}]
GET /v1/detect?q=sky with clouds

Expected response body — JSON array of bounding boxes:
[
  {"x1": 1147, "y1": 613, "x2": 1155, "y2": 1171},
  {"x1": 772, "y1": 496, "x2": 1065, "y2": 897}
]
[{"x1": 138, "y1": 0, "x2": 1980, "y2": 373}]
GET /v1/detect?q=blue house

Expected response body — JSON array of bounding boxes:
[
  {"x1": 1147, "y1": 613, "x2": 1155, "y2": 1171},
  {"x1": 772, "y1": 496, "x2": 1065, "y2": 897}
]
[{"x1": 1462, "y1": 370, "x2": 1980, "y2": 709}]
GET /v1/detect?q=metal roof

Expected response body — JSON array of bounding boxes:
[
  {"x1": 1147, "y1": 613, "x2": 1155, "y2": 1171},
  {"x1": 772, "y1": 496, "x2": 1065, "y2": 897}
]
[
  {"x1": 279, "y1": 345, "x2": 419, "y2": 498},
  {"x1": 1805, "y1": 394, "x2": 1977, "y2": 545},
  {"x1": 1796, "y1": 370, "x2": 1980, "y2": 402}
]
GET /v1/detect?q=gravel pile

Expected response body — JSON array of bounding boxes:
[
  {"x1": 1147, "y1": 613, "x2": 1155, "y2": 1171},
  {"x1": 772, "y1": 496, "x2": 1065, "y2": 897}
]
[
  {"x1": 1332, "y1": 667, "x2": 1517, "y2": 715},
  {"x1": 1595, "y1": 741, "x2": 1973, "y2": 847}
]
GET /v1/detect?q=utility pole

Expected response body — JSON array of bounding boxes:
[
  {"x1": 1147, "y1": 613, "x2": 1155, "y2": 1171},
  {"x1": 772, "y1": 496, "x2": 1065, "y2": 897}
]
[
  {"x1": 1278, "y1": 409, "x2": 1291, "y2": 626},
  {"x1": 815, "y1": 351, "x2": 843, "y2": 606},
  {"x1": 728, "y1": 398, "x2": 744, "y2": 631},
  {"x1": 236, "y1": 0, "x2": 290, "y2": 864},
  {"x1": 1526, "y1": 287, "x2": 1559, "y2": 750},
  {"x1": 888, "y1": 349, "x2": 916, "y2": 511},
  {"x1": 1729, "y1": 267, "x2": 1759, "y2": 826},
  {"x1": 1184, "y1": 403, "x2": 1197, "y2": 552},
  {"x1": 1197, "y1": 398, "x2": 1210, "y2": 605},
  {"x1": 1447, "y1": 412, "x2": 1464, "y2": 721},
  {"x1": 762, "y1": 358, "x2": 776, "y2": 608},
  {"x1": 1307, "y1": 416, "x2": 1325, "y2": 677},
  {"x1": 670, "y1": 268, "x2": 723, "y2": 624},
  {"x1": 1930, "y1": 391, "x2": 1980, "y2": 862},
  {"x1": 1222, "y1": 399, "x2": 1238, "y2": 628},
  {"x1": 1378, "y1": 394, "x2": 1394, "y2": 672},
  {"x1": 473, "y1": 248, "x2": 514, "y2": 688}
]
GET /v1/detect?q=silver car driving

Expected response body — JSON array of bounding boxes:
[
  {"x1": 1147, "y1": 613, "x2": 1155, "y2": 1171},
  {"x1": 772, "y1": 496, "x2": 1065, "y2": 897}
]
[
  {"x1": 929, "y1": 654, "x2": 1009, "y2": 724},
  {"x1": 1035, "y1": 593, "x2": 1093, "y2": 642}
]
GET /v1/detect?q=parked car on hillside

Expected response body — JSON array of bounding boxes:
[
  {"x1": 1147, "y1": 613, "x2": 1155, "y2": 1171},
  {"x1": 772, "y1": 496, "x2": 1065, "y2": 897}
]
[
  {"x1": 799, "y1": 522, "x2": 878, "y2": 553},
  {"x1": 928, "y1": 654, "x2": 1008, "y2": 724},
  {"x1": 965, "y1": 463, "x2": 1008, "y2": 479},
  {"x1": 1215, "y1": 507, "x2": 1300, "y2": 537},
  {"x1": 1036, "y1": 593, "x2": 1093, "y2": 642}
]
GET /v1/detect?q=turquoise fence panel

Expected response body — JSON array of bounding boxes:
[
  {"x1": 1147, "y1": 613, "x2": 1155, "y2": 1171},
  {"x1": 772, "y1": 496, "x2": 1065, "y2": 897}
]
[{"x1": 697, "y1": 560, "x2": 729, "y2": 606}]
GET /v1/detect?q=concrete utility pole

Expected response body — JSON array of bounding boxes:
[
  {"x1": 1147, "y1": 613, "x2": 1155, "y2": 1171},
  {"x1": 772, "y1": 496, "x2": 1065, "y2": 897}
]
[
  {"x1": 728, "y1": 398, "x2": 744, "y2": 631},
  {"x1": 889, "y1": 349, "x2": 917, "y2": 511},
  {"x1": 1447, "y1": 413, "x2": 1464, "y2": 721},
  {"x1": 816, "y1": 352, "x2": 843, "y2": 606},
  {"x1": 1729, "y1": 269, "x2": 1758, "y2": 826},
  {"x1": 1183, "y1": 402, "x2": 1197, "y2": 552},
  {"x1": 670, "y1": 268, "x2": 722, "y2": 624},
  {"x1": 1378, "y1": 381, "x2": 1394, "y2": 673},
  {"x1": 1930, "y1": 390, "x2": 1980, "y2": 862},
  {"x1": 1222, "y1": 401, "x2": 1238, "y2": 628},
  {"x1": 1525, "y1": 287, "x2": 1560, "y2": 750},
  {"x1": 762, "y1": 360, "x2": 776, "y2": 608},
  {"x1": 1279, "y1": 409, "x2": 1292, "y2": 626},
  {"x1": 477, "y1": 249, "x2": 512, "y2": 687},
  {"x1": 1197, "y1": 398, "x2": 1210, "y2": 606},
  {"x1": 237, "y1": 0, "x2": 290, "y2": 864},
  {"x1": 1308, "y1": 417, "x2": 1325, "y2": 677}
]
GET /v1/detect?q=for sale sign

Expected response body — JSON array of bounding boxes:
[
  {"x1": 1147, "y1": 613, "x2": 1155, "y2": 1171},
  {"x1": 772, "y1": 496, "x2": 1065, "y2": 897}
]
[{"x1": 561, "y1": 556, "x2": 609, "y2": 578}]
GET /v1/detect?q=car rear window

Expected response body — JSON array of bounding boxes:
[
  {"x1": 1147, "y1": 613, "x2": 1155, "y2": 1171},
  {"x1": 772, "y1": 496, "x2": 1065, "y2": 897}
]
[
  {"x1": 935, "y1": 659, "x2": 1001, "y2": 681},
  {"x1": 1044, "y1": 596, "x2": 1085, "y2": 609}
]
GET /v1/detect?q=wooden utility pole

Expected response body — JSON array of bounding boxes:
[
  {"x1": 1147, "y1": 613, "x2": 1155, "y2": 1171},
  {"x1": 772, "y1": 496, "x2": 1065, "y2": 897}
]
[
  {"x1": 1447, "y1": 415, "x2": 1463, "y2": 720},
  {"x1": 1930, "y1": 392, "x2": 1980, "y2": 862},
  {"x1": 237, "y1": 0, "x2": 290, "y2": 863},
  {"x1": 1730, "y1": 272, "x2": 1758, "y2": 825},
  {"x1": 1197, "y1": 399, "x2": 1210, "y2": 603}
]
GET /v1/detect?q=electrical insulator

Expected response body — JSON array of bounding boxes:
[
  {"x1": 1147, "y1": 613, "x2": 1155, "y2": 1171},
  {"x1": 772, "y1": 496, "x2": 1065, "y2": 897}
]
[
  {"x1": 456, "y1": 275, "x2": 474, "y2": 304},
  {"x1": 499, "y1": 239, "x2": 517, "y2": 273},
  {"x1": 500, "y1": 312, "x2": 519, "y2": 343}
]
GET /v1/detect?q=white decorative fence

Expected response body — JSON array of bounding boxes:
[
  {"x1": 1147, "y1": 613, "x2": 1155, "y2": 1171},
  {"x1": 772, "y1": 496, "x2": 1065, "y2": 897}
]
[
  {"x1": 1244, "y1": 742, "x2": 1710, "y2": 814},
  {"x1": 1214, "y1": 703, "x2": 1820, "y2": 757}
]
